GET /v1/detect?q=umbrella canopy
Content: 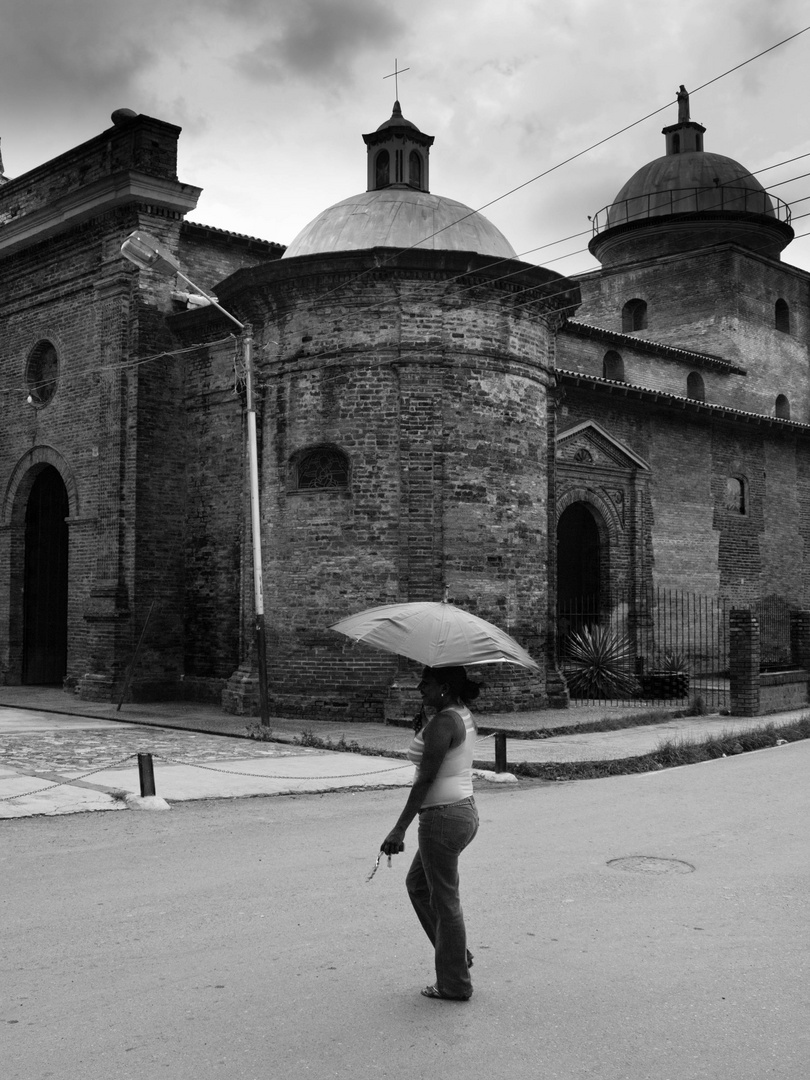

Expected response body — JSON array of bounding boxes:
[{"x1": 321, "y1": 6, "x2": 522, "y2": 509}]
[{"x1": 329, "y1": 601, "x2": 541, "y2": 672}]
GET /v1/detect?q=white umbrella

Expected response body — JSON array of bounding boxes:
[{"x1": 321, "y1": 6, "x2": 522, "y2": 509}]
[{"x1": 329, "y1": 600, "x2": 541, "y2": 672}]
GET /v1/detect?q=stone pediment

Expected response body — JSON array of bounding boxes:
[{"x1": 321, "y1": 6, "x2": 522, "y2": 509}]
[{"x1": 556, "y1": 420, "x2": 649, "y2": 471}]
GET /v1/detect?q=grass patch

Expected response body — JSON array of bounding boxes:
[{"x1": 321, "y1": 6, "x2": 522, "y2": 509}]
[
  {"x1": 293, "y1": 727, "x2": 403, "y2": 759},
  {"x1": 508, "y1": 714, "x2": 810, "y2": 781},
  {"x1": 295, "y1": 727, "x2": 361, "y2": 752},
  {"x1": 480, "y1": 707, "x2": 678, "y2": 739},
  {"x1": 245, "y1": 721, "x2": 405, "y2": 760},
  {"x1": 481, "y1": 695, "x2": 717, "y2": 739},
  {"x1": 245, "y1": 720, "x2": 277, "y2": 741}
]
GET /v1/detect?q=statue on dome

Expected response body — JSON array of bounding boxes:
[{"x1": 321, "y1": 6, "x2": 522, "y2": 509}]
[{"x1": 677, "y1": 85, "x2": 690, "y2": 124}]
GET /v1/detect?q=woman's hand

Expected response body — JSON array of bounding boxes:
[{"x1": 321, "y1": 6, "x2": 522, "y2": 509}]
[
  {"x1": 381, "y1": 828, "x2": 406, "y2": 857},
  {"x1": 379, "y1": 710, "x2": 462, "y2": 857}
]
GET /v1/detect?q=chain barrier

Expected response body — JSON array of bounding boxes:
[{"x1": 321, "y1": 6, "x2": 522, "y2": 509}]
[
  {"x1": 154, "y1": 754, "x2": 414, "y2": 781},
  {"x1": 2, "y1": 733, "x2": 500, "y2": 803},
  {"x1": 0, "y1": 756, "x2": 139, "y2": 802}
]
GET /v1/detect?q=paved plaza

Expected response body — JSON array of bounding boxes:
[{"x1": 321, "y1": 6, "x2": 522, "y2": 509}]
[{"x1": 0, "y1": 686, "x2": 805, "y2": 818}]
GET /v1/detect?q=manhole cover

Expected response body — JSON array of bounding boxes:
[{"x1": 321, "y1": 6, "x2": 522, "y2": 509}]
[{"x1": 607, "y1": 856, "x2": 695, "y2": 875}]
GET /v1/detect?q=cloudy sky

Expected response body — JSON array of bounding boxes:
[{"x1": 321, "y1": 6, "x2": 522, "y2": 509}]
[{"x1": 2, "y1": 0, "x2": 810, "y2": 275}]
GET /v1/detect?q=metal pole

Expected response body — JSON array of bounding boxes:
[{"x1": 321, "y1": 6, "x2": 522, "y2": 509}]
[
  {"x1": 117, "y1": 599, "x2": 156, "y2": 712},
  {"x1": 119, "y1": 235, "x2": 271, "y2": 727},
  {"x1": 137, "y1": 753, "x2": 156, "y2": 797},
  {"x1": 494, "y1": 732, "x2": 507, "y2": 773},
  {"x1": 243, "y1": 325, "x2": 270, "y2": 727}
]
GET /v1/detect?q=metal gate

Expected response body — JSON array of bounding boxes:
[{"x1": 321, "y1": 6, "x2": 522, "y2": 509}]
[{"x1": 558, "y1": 588, "x2": 732, "y2": 708}]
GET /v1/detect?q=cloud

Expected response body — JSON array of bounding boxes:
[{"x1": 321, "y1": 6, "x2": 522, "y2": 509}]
[
  {"x1": 232, "y1": 0, "x2": 405, "y2": 87},
  {"x1": 0, "y1": 0, "x2": 165, "y2": 108}
]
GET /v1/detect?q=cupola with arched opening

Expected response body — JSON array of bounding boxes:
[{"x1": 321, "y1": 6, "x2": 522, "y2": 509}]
[{"x1": 363, "y1": 100, "x2": 433, "y2": 193}]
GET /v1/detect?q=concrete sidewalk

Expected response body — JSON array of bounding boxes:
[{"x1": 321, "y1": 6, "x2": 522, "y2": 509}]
[
  {"x1": 0, "y1": 685, "x2": 806, "y2": 818},
  {"x1": 0, "y1": 706, "x2": 418, "y2": 819}
]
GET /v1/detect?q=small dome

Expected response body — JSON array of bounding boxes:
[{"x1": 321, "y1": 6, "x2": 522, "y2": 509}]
[
  {"x1": 589, "y1": 88, "x2": 793, "y2": 264},
  {"x1": 376, "y1": 100, "x2": 420, "y2": 133},
  {"x1": 606, "y1": 151, "x2": 776, "y2": 227},
  {"x1": 283, "y1": 188, "x2": 517, "y2": 260}
]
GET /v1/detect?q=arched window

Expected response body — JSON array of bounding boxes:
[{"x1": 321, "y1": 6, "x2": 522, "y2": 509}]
[
  {"x1": 775, "y1": 298, "x2": 790, "y2": 334},
  {"x1": 723, "y1": 477, "x2": 746, "y2": 515},
  {"x1": 409, "y1": 150, "x2": 422, "y2": 189},
  {"x1": 26, "y1": 340, "x2": 59, "y2": 406},
  {"x1": 672, "y1": 133, "x2": 681, "y2": 154},
  {"x1": 687, "y1": 371, "x2": 705, "y2": 401},
  {"x1": 290, "y1": 445, "x2": 350, "y2": 492},
  {"x1": 621, "y1": 299, "x2": 648, "y2": 332},
  {"x1": 602, "y1": 350, "x2": 625, "y2": 381},
  {"x1": 775, "y1": 394, "x2": 791, "y2": 420},
  {"x1": 375, "y1": 150, "x2": 390, "y2": 189}
]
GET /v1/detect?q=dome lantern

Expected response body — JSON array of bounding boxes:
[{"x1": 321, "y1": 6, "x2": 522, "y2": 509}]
[
  {"x1": 282, "y1": 103, "x2": 516, "y2": 261},
  {"x1": 662, "y1": 86, "x2": 706, "y2": 155},
  {"x1": 362, "y1": 100, "x2": 434, "y2": 193}
]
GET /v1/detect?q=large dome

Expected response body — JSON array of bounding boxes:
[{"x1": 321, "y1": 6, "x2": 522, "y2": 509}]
[{"x1": 282, "y1": 188, "x2": 517, "y2": 260}]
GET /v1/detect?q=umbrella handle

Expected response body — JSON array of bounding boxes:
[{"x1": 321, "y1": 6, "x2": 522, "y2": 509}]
[{"x1": 413, "y1": 704, "x2": 426, "y2": 733}]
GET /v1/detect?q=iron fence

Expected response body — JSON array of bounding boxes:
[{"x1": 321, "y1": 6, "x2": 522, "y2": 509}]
[
  {"x1": 753, "y1": 594, "x2": 794, "y2": 671},
  {"x1": 591, "y1": 185, "x2": 792, "y2": 235},
  {"x1": 558, "y1": 589, "x2": 803, "y2": 708},
  {"x1": 558, "y1": 588, "x2": 735, "y2": 708}
]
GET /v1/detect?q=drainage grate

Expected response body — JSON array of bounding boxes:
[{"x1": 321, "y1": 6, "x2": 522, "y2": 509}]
[{"x1": 607, "y1": 856, "x2": 695, "y2": 875}]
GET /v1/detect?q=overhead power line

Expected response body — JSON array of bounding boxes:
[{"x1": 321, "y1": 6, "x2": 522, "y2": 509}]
[{"x1": 297, "y1": 25, "x2": 810, "y2": 315}]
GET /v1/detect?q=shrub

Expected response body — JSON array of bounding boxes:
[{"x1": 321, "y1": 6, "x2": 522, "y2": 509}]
[
  {"x1": 661, "y1": 651, "x2": 688, "y2": 673},
  {"x1": 564, "y1": 624, "x2": 641, "y2": 699}
]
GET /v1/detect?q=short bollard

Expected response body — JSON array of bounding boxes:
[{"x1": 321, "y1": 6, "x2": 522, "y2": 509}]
[
  {"x1": 137, "y1": 753, "x2": 156, "y2": 797},
  {"x1": 494, "y1": 732, "x2": 507, "y2": 773}
]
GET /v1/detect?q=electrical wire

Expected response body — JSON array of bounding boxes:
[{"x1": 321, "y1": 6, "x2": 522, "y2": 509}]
[
  {"x1": 4, "y1": 335, "x2": 236, "y2": 400},
  {"x1": 291, "y1": 25, "x2": 810, "y2": 314},
  {"x1": 287, "y1": 152, "x2": 810, "y2": 330},
  {"x1": 7, "y1": 28, "x2": 810, "y2": 399},
  {"x1": 256, "y1": 158, "x2": 810, "y2": 352}
]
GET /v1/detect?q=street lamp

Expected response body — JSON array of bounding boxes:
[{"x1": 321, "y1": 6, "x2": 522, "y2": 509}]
[{"x1": 121, "y1": 229, "x2": 270, "y2": 726}]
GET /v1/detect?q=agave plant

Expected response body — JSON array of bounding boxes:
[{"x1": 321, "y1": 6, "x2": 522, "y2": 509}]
[
  {"x1": 661, "y1": 651, "x2": 688, "y2": 673},
  {"x1": 564, "y1": 624, "x2": 641, "y2": 699}
]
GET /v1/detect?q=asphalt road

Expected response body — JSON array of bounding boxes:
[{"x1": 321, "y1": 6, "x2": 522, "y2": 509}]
[{"x1": 3, "y1": 742, "x2": 808, "y2": 1080}]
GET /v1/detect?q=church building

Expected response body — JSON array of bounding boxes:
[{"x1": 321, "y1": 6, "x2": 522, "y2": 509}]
[{"x1": 0, "y1": 90, "x2": 807, "y2": 718}]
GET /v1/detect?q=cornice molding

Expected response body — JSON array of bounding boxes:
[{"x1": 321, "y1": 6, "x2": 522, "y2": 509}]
[{"x1": 0, "y1": 171, "x2": 201, "y2": 257}]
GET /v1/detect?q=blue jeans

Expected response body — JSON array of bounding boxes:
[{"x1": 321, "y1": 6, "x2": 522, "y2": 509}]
[{"x1": 405, "y1": 796, "x2": 479, "y2": 998}]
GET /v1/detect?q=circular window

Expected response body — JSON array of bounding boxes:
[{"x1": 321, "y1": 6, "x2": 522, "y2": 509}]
[{"x1": 26, "y1": 341, "x2": 59, "y2": 406}]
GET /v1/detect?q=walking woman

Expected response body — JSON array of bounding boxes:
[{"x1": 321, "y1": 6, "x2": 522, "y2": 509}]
[{"x1": 381, "y1": 665, "x2": 480, "y2": 1001}]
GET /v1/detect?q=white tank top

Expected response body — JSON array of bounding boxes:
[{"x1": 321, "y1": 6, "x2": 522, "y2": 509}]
[{"x1": 407, "y1": 706, "x2": 476, "y2": 808}]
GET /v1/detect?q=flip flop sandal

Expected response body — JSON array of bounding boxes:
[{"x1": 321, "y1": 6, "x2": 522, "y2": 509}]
[{"x1": 421, "y1": 984, "x2": 471, "y2": 1001}]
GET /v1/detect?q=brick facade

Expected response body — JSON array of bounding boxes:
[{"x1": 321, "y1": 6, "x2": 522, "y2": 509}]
[
  {"x1": 0, "y1": 114, "x2": 281, "y2": 702},
  {"x1": 556, "y1": 264, "x2": 810, "y2": 609},
  {"x1": 3, "y1": 101, "x2": 810, "y2": 721},
  {"x1": 171, "y1": 251, "x2": 579, "y2": 717}
]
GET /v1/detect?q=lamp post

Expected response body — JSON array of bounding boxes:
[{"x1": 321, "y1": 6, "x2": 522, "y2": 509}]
[{"x1": 120, "y1": 229, "x2": 270, "y2": 726}]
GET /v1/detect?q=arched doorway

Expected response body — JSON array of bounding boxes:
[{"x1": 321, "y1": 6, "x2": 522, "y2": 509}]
[
  {"x1": 23, "y1": 466, "x2": 69, "y2": 685},
  {"x1": 556, "y1": 502, "x2": 603, "y2": 652}
]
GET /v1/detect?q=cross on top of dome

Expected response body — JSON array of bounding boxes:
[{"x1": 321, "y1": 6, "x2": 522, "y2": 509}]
[{"x1": 383, "y1": 58, "x2": 410, "y2": 102}]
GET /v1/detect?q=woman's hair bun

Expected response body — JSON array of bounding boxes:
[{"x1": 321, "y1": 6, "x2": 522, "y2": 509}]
[{"x1": 426, "y1": 665, "x2": 482, "y2": 704}]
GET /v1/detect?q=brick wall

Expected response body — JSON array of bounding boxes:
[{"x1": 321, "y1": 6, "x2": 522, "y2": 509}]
[
  {"x1": 574, "y1": 246, "x2": 810, "y2": 421},
  {"x1": 0, "y1": 218, "x2": 115, "y2": 684},
  {"x1": 172, "y1": 250, "x2": 579, "y2": 717},
  {"x1": 558, "y1": 385, "x2": 810, "y2": 607},
  {"x1": 730, "y1": 608, "x2": 809, "y2": 715},
  {"x1": 0, "y1": 115, "x2": 182, "y2": 225},
  {"x1": 0, "y1": 108, "x2": 286, "y2": 700}
]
